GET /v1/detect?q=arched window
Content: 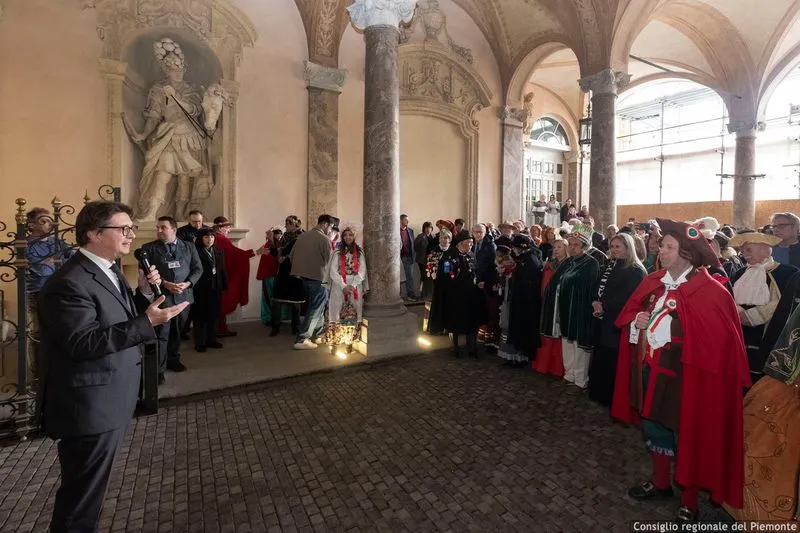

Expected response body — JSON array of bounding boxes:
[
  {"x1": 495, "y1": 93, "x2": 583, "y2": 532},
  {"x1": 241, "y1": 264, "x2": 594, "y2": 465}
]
[{"x1": 529, "y1": 117, "x2": 570, "y2": 146}]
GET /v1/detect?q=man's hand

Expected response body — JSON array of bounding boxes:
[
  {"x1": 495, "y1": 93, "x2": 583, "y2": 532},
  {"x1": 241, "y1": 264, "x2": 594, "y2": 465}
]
[
  {"x1": 146, "y1": 297, "x2": 189, "y2": 327},
  {"x1": 592, "y1": 301, "x2": 604, "y2": 316},
  {"x1": 256, "y1": 246, "x2": 266, "y2": 255},
  {"x1": 162, "y1": 281, "x2": 184, "y2": 295},
  {"x1": 177, "y1": 282, "x2": 191, "y2": 291},
  {"x1": 137, "y1": 266, "x2": 161, "y2": 295},
  {"x1": 634, "y1": 312, "x2": 651, "y2": 330}
]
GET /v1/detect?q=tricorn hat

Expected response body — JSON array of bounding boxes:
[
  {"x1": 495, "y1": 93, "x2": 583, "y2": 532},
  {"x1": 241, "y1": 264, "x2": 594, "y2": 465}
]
[
  {"x1": 495, "y1": 235, "x2": 513, "y2": 252},
  {"x1": 656, "y1": 218, "x2": 720, "y2": 268},
  {"x1": 452, "y1": 229, "x2": 473, "y2": 245}
]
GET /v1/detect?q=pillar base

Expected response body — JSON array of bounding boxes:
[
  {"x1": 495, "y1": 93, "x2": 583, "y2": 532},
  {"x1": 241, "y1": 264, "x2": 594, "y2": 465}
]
[{"x1": 355, "y1": 311, "x2": 420, "y2": 359}]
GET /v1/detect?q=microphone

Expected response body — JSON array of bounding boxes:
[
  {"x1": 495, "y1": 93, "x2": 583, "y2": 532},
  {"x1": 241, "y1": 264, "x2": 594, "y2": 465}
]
[{"x1": 134, "y1": 248, "x2": 162, "y2": 297}]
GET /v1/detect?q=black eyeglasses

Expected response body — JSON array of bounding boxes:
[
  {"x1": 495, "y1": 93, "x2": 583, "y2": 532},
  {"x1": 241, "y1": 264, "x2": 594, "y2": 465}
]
[{"x1": 99, "y1": 225, "x2": 138, "y2": 237}]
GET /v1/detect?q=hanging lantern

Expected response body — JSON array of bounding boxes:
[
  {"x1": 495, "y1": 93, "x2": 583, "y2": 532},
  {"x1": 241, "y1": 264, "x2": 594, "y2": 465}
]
[{"x1": 579, "y1": 102, "x2": 592, "y2": 146}]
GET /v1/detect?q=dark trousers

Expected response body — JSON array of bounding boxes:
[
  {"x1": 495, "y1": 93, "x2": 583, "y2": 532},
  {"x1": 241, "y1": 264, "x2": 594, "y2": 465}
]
[
  {"x1": 157, "y1": 304, "x2": 189, "y2": 371},
  {"x1": 193, "y1": 314, "x2": 219, "y2": 348},
  {"x1": 296, "y1": 279, "x2": 328, "y2": 342},
  {"x1": 50, "y1": 427, "x2": 126, "y2": 533},
  {"x1": 271, "y1": 301, "x2": 301, "y2": 333}
]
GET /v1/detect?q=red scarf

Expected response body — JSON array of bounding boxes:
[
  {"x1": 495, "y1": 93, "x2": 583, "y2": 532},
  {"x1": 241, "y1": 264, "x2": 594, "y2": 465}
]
[{"x1": 340, "y1": 249, "x2": 359, "y2": 300}]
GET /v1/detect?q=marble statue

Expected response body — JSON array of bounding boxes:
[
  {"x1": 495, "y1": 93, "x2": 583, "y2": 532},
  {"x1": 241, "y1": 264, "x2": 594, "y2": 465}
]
[
  {"x1": 123, "y1": 37, "x2": 227, "y2": 221},
  {"x1": 522, "y1": 91, "x2": 535, "y2": 135}
]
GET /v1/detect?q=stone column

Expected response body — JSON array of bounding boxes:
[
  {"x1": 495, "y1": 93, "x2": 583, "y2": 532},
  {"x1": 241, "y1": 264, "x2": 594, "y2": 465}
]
[
  {"x1": 579, "y1": 69, "x2": 630, "y2": 228},
  {"x1": 98, "y1": 58, "x2": 129, "y2": 194},
  {"x1": 304, "y1": 61, "x2": 346, "y2": 225},
  {"x1": 501, "y1": 107, "x2": 526, "y2": 221},
  {"x1": 728, "y1": 121, "x2": 760, "y2": 227},
  {"x1": 348, "y1": 0, "x2": 419, "y2": 357}
]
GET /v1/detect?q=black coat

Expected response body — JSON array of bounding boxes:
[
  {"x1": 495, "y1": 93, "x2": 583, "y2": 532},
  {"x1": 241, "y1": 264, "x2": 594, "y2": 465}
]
[
  {"x1": 428, "y1": 249, "x2": 486, "y2": 335},
  {"x1": 272, "y1": 238, "x2": 306, "y2": 303},
  {"x1": 508, "y1": 250, "x2": 543, "y2": 355},
  {"x1": 193, "y1": 245, "x2": 227, "y2": 321},
  {"x1": 761, "y1": 270, "x2": 800, "y2": 371},
  {"x1": 592, "y1": 261, "x2": 646, "y2": 348},
  {"x1": 473, "y1": 235, "x2": 497, "y2": 287}
]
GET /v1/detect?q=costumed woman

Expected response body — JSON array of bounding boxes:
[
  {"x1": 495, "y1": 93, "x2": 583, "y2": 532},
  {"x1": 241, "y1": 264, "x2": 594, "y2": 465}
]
[
  {"x1": 587, "y1": 232, "x2": 646, "y2": 407},
  {"x1": 423, "y1": 228, "x2": 452, "y2": 332},
  {"x1": 427, "y1": 230, "x2": 486, "y2": 358},
  {"x1": 322, "y1": 225, "x2": 368, "y2": 353},
  {"x1": 256, "y1": 227, "x2": 283, "y2": 326},
  {"x1": 541, "y1": 223, "x2": 599, "y2": 391},
  {"x1": 497, "y1": 234, "x2": 542, "y2": 367},
  {"x1": 212, "y1": 216, "x2": 264, "y2": 337},
  {"x1": 729, "y1": 230, "x2": 798, "y2": 384},
  {"x1": 726, "y1": 304, "x2": 800, "y2": 522},
  {"x1": 612, "y1": 218, "x2": 751, "y2": 523},
  {"x1": 544, "y1": 195, "x2": 561, "y2": 228},
  {"x1": 533, "y1": 237, "x2": 568, "y2": 377},
  {"x1": 192, "y1": 228, "x2": 227, "y2": 352}
]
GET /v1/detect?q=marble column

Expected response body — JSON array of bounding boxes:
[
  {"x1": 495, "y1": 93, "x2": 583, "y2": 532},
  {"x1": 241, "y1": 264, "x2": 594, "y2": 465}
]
[
  {"x1": 579, "y1": 69, "x2": 630, "y2": 228},
  {"x1": 348, "y1": 0, "x2": 418, "y2": 357},
  {"x1": 501, "y1": 107, "x2": 526, "y2": 221},
  {"x1": 304, "y1": 61, "x2": 346, "y2": 225},
  {"x1": 728, "y1": 121, "x2": 759, "y2": 227}
]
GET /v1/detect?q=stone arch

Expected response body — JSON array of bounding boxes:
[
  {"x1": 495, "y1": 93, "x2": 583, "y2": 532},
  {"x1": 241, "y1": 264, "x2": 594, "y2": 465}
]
[
  {"x1": 85, "y1": 0, "x2": 257, "y2": 223},
  {"x1": 758, "y1": 42, "x2": 800, "y2": 118},
  {"x1": 398, "y1": 42, "x2": 493, "y2": 223},
  {"x1": 505, "y1": 38, "x2": 576, "y2": 107}
]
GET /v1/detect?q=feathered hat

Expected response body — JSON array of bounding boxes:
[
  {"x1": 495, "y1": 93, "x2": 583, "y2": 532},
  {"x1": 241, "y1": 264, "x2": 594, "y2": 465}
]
[
  {"x1": 656, "y1": 218, "x2": 720, "y2": 267},
  {"x1": 568, "y1": 223, "x2": 594, "y2": 246},
  {"x1": 691, "y1": 217, "x2": 720, "y2": 241}
]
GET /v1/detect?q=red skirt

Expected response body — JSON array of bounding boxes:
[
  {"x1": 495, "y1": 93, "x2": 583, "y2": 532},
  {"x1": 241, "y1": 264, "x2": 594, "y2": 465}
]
[{"x1": 532, "y1": 336, "x2": 564, "y2": 377}]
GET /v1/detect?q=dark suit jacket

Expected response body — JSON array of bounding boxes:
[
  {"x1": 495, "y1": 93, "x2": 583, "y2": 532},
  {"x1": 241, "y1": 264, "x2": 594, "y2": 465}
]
[
  {"x1": 141, "y1": 239, "x2": 203, "y2": 306},
  {"x1": 37, "y1": 252, "x2": 157, "y2": 438},
  {"x1": 176, "y1": 224, "x2": 209, "y2": 243},
  {"x1": 473, "y1": 235, "x2": 497, "y2": 286}
]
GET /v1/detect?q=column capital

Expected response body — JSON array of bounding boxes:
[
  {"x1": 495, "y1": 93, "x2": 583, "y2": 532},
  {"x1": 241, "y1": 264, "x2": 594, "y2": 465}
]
[
  {"x1": 347, "y1": 0, "x2": 417, "y2": 30},
  {"x1": 563, "y1": 151, "x2": 587, "y2": 164},
  {"x1": 499, "y1": 105, "x2": 527, "y2": 127},
  {"x1": 304, "y1": 60, "x2": 347, "y2": 93},
  {"x1": 579, "y1": 69, "x2": 631, "y2": 96},
  {"x1": 727, "y1": 120, "x2": 766, "y2": 137}
]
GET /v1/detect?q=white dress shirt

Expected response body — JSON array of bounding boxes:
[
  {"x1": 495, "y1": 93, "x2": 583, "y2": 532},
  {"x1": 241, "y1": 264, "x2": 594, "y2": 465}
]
[
  {"x1": 79, "y1": 248, "x2": 121, "y2": 293},
  {"x1": 630, "y1": 266, "x2": 693, "y2": 350}
]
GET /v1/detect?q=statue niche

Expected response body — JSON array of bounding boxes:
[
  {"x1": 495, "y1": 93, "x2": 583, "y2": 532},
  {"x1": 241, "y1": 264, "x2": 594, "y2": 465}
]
[{"x1": 122, "y1": 34, "x2": 228, "y2": 221}]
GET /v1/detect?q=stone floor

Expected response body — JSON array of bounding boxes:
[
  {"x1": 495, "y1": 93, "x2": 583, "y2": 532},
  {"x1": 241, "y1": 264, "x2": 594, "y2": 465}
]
[{"x1": 0, "y1": 350, "x2": 731, "y2": 532}]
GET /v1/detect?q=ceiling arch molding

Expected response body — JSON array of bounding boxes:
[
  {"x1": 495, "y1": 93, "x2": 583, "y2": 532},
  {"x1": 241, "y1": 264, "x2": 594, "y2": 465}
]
[
  {"x1": 608, "y1": 0, "x2": 664, "y2": 71},
  {"x1": 757, "y1": 41, "x2": 800, "y2": 118},
  {"x1": 757, "y1": 0, "x2": 800, "y2": 80},
  {"x1": 505, "y1": 38, "x2": 578, "y2": 107},
  {"x1": 619, "y1": 72, "x2": 734, "y2": 120}
]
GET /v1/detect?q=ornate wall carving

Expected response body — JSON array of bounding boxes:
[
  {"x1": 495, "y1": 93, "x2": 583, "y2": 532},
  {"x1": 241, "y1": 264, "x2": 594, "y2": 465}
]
[
  {"x1": 82, "y1": 0, "x2": 257, "y2": 224},
  {"x1": 399, "y1": 42, "x2": 492, "y2": 223}
]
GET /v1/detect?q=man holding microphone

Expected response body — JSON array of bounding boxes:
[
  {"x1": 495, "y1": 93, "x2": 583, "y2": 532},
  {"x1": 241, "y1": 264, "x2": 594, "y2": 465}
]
[{"x1": 37, "y1": 201, "x2": 188, "y2": 533}]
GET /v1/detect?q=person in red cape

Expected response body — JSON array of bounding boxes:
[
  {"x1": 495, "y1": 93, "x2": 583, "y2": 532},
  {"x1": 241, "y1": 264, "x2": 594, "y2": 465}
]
[
  {"x1": 212, "y1": 216, "x2": 264, "y2": 336},
  {"x1": 611, "y1": 218, "x2": 751, "y2": 523}
]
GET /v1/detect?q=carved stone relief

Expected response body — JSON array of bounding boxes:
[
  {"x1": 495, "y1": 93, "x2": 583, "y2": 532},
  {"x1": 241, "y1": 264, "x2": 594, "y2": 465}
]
[
  {"x1": 398, "y1": 43, "x2": 491, "y2": 223},
  {"x1": 400, "y1": 0, "x2": 473, "y2": 64},
  {"x1": 578, "y1": 68, "x2": 631, "y2": 96}
]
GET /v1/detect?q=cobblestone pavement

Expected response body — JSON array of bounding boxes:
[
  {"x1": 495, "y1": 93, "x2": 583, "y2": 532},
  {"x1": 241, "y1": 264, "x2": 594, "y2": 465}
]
[{"x1": 0, "y1": 351, "x2": 732, "y2": 532}]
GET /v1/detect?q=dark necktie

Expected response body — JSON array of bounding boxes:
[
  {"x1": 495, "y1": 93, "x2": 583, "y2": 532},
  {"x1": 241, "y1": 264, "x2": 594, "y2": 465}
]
[
  {"x1": 167, "y1": 242, "x2": 176, "y2": 257},
  {"x1": 110, "y1": 262, "x2": 134, "y2": 313}
]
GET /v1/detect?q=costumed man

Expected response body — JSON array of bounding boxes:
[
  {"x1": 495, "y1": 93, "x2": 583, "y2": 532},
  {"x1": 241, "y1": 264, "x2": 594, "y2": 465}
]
[
  {"x1": 729, "y1": 230, "x2": 798, "y2": 383},
  {"x1": 212, "y1": 216, "x2": 264, "y2": 336},
  {"x1": 612, "y1": 218, "x2": 751, "y2": 523},
  {"x1": 427, "y1": 230, "x2": 486, "y2": 358},
  {"x1": 728, "y1": 303, "x2": 800, "y2": 522}
]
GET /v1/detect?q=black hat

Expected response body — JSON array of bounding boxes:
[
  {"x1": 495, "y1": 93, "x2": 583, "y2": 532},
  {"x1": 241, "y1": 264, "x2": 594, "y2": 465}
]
[
  {"x1": 495, "y1": 236, "x2": 513, "y2": 252},
  {"x1": 452, "y1": 229, "x2": 473, "y2": 245},
  {"x1": 331, "y1": 217, "x2": 340, "y2": 232},
  {"x1": 512, "y1": 234, "x2": 533, "y2": 250}
]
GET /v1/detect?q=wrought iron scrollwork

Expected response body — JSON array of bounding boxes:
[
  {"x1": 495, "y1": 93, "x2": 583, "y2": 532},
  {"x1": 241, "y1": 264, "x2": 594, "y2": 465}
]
[{"x1": 0, "y1": 185, "x2": 120, "y2": 443}]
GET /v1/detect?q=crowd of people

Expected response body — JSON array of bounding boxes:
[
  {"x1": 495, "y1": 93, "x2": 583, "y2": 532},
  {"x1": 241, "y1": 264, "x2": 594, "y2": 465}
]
[
  {"x1": 23, "y1": 200, "x2": 800, "y2": 524},
  {"x1": 415, "y1": 209, "x2": 800, "y2": 524}
]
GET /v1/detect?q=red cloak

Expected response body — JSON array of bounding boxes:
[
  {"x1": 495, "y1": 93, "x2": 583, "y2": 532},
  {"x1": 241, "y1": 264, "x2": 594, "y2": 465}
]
[
  {"x1": 611, "y1": 268, "x2": 751, "y2": 508},
  {"x1": 214, "y1": 232, "x2": 255, "y2": 315},
  {"x1": 256, "y1": 239, "x2": 278, "y2": 281}
]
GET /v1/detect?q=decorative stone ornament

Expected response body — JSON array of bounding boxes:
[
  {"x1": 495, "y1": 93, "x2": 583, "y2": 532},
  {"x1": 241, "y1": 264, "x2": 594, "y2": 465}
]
[
  {"x1": 304, "y1": 61, "x2": 347, "y2": 93},
  {"x1": 578, "y1": 68, "x2": 631, "y2": 96},
  {"x1": 347, "y1": 0, "x2": 418, "y2": 30}
]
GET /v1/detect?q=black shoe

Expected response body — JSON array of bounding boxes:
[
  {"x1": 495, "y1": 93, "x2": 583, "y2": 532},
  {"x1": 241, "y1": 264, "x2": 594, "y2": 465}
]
[
  {"x1": 195, "y1": 346, "x2": 206, "y2": 353},
  {"x1": 208, "y1": 342, "x2": 223, "y2": 349},
  {"x1": 627, "y1": 481, "x2": 674, "y2": 501},
  {"x1": 158, "y1": 373, "x2": 165, "y2": 385},
  {"x1": 167, "y1": 361, "x2": 187, "y2": 372},
  {"x1": 675, "y1": 505, "x2": 698, "y2": 523}
]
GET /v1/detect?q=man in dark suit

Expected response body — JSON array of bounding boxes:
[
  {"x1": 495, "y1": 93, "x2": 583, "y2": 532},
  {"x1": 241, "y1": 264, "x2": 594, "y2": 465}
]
[
  {"x1": 176, "y1": 209, "x2": 208, "y2": 242},
  {"x1": 37, "y1": 201, "x2": 188, "y2": 533},
  {"x1": 141, "y1": 216, "x2": 202, "y2": 380},
  {"x1": 400, "y1": 214, "x2": 417, "y2": 300}
]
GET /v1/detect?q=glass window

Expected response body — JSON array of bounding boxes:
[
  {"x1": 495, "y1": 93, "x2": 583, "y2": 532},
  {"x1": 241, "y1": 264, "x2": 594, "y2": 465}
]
[{"x1": 530, "y1": 117, "x2": 570, "y2": 146}]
